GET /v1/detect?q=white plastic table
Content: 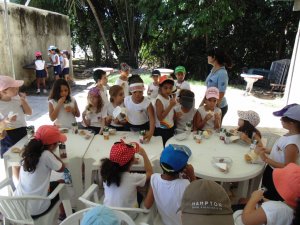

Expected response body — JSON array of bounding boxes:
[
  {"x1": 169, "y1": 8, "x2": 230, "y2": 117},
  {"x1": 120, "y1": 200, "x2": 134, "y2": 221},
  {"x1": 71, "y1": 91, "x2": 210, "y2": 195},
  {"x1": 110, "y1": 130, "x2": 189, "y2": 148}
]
[
  {"x1": 240, "y1": 73, "x2": 264, "y2": 95},
  {"x1": 93, "y1": 67, "x2": 114, "y2": 75},
  {"x1": 166, "y1": 133, "x2": 265, "y2": 197},
  {"x1": 3, "y1": 132, "x2": 94, "y2": 209},
  {"x1": 83, "y1": 132, "x2": 164, "y2": 190},
  {"x1": 155, "y1": 68, "x2": 174, "y2": 76}
]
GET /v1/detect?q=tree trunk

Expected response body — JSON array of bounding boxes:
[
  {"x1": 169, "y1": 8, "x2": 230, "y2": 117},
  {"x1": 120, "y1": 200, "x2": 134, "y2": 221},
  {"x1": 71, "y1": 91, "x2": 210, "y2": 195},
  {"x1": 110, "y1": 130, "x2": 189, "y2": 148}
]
[{"x1": 86, "y1": 0, "x2": 112, "y2": 62}]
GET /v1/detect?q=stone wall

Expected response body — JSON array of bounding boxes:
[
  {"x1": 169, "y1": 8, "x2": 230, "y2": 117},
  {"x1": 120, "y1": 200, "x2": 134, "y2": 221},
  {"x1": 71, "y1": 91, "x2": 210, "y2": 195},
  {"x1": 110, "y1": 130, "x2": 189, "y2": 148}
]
[{"x1": 0, "y1": 3, "x2": 71, "y2": 85}]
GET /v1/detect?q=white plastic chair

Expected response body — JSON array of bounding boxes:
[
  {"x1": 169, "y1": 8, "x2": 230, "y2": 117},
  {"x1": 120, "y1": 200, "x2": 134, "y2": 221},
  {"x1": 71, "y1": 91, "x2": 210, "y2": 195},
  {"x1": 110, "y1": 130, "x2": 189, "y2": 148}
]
[
  {"x1": 79, "y1": 184, "x2": 153, "y2": 225},
  {"x1": 0, "y1": 178, "x2": 72, "y2": 225},
  {"x1": 60, "y1": 207, "x2": 149, "y2": 225},
  {"x1": 261, "y1": 132, "x2": 280, "y2": 149}
]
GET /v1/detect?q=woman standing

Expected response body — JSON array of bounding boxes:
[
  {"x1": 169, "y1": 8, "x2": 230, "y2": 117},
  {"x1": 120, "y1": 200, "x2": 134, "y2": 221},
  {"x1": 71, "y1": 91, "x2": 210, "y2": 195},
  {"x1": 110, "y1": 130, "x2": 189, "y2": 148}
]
[{"x1": 202, "y1": 47, "x2": 232, "y2": 122}]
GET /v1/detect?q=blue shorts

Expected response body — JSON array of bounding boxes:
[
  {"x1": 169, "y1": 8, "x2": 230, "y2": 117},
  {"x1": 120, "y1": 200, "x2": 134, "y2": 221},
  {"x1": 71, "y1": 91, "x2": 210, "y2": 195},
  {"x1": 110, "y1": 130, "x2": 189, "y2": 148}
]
[
  {"x1": 61, "y1": 68, "x2": 69, "y2": 76},
  {"x1": 54, "y1": 65, "x2": 61, "y2": 76},
  {"x1": 36, "y1": 69, "x2": 47, "y2": 78}
]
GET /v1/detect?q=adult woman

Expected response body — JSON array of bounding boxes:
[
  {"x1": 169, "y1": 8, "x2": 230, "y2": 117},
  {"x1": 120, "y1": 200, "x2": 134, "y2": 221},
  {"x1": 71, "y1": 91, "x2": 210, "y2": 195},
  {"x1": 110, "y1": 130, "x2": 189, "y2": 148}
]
[{"x1": 202, "y1": 47, "x2": 232, "y2": 122}]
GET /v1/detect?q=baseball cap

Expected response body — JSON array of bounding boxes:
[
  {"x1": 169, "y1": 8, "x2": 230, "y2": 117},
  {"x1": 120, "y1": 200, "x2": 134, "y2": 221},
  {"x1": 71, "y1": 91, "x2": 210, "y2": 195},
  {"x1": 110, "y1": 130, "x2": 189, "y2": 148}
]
[
  {"x1": 48, "y1": 45, "x2": 56, "y2": 51},
  {"x1": 80, "y1": 205, "x2": 119, "y2": 225},
  {"x1": 88, "y1": 87, "x2": 100, "y2": 97},
  {"x1": 34, "y1": 125, "x2": 67, "y2": 145},
  {"x1": 273, "y1": 104, "x2": 300, "y2": 122},
  {"x1": 120, "y1": 62, "x2": 130, "y2": 72},
  {"x1": 205, "y1": 87, "x2": 219, "y2": 99},
  {"x1": 237, "y1": 110, "x2": 260, "y2": 127},
  {"x1": 151, "y1": 70, "x2": 161, "y2": 76},
  {"x1": 110, "y1": 140, "x2": 139, "y2": 166},
  {"x1": 159, "y1": 75, "x2": 175, "y2": 86},
  {"x1": 0, "y1": 75, "x2": 24, "y2": 91},
  {"x1": 35, "y1": 51, "x2": 42, "y2": 57},
  {"x1": 175, "y1": 66, "x2": 186, "y2": 74},
  {"x1": 160, "y1": 144, "x2": 191, "y2": 173},
  {"x1": 180, "y1": 180, "x2": 234, "y2": 225},
  {"x1": 273, "y1": 163, "x2": 300, "y2": 207}
]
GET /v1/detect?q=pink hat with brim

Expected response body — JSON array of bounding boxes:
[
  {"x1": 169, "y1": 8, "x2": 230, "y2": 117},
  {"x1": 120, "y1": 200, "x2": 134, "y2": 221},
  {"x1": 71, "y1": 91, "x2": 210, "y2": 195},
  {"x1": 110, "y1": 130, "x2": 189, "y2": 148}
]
[
  {"x1": 205, "y1": 87, "x2": 219, "y2": 99},
  {"x1": 0, "y1": 75, "x2": 24, "y2": 91},
  {"x1": 35, "y1": 51, "x2": 42, "y2": 57},
  {"x1": 34, "y1": 125, "x2": 67, "y2": 145},
  {"x1": 273, "y1": 163, "x2": 300, "y2": 207}
]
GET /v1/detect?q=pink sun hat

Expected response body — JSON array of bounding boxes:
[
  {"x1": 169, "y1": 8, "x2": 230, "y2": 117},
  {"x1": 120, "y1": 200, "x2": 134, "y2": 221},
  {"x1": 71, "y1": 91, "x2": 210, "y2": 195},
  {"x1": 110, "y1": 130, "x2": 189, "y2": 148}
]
[
  {"x1": 35, "y1": 51, "x2": 42, "y2": 57},
  {"x1": 0, "y1": 75, "x2": 24, "y2": 92}
]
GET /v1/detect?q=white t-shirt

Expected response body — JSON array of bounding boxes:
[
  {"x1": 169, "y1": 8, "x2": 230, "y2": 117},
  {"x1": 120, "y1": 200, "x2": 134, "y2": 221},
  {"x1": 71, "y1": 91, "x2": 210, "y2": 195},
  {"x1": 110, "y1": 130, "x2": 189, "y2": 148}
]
[
  {"x1": 261, "y1": 201, "x2": 294, "y2": 225},
  {"x1": 175, "y1": 80, "x2": 190, "y2": 92},
  {"x1": 150, "y1": 173, "x2": 190, "y2": 225},
  {"x1": 84, "y1": 107, "x2": 107, "y2": 128},
  {"x1": 174, "y1": 105, "x2": 197, "y2": 130},
  {"x1": 197, "y1": 106, "x2": 222, "y2": 130},
  {"x1": 98, "y1": 86, "x2": 109, "y2": 106},
  {"x1": 35, "y1": 60, "x2": 45, "y2": 71},
  {"x1": 155, "y1": 94, "x2": 175, "y2": 129},
  {"x1": 124, "y1": 96, "x2": 151, "y2": 125},
  {"x1": 51, "y1": 54, "x2": 60, "y2": 66},
  {"x1": 49, "y1": 97, "x2": 77, "y2": 128},
  {"x1": 269, "y1": 134, "x2": 300, "y2": 167},
  {"x1": 63, "y1": 58, "x2": 69, "y2": 69},
  {"x1": 103, "y1": 172, "x2": 146, "y2": 208},
  {"x1": 15, "y1": 150, "x2": 62, "y2": 216},
  {"x1": 107, "y1": 102, "x2": 125, "y2": 127},
  {"x1": 0, "y1": 96, "x2": 27, "y2": 129},
  {"x1": 147, "y1": 82, "x2": 159, "y2": 99},
  {"x1": 115, "y1": 78, "x2": 129, "y2": 96}
]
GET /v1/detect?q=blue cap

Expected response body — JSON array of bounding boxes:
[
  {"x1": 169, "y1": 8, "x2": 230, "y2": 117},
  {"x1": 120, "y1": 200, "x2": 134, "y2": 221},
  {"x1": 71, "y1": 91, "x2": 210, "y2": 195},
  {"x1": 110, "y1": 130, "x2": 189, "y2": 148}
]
[
  {"x1": 80, "y1": 206, "x2": 119, "y2": 225},
  {"x1": 160, "y1": 144, "x2": 191, "y2": 172}
]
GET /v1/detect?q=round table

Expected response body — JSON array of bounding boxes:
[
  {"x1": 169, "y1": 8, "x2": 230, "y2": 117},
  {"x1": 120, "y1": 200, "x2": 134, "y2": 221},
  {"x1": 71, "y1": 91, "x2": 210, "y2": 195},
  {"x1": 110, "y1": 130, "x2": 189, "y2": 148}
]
[
  {"x1": 93, "y1": 67, "x2": 114, "y2": 75},
  {"x1": 155, "y1": 68, "x2": 174, "y2": 76},
  {"x1": 240, "y1": 73, "x2": 264, "y2": 95},
  {"x1": 166, "y1": 133, "x2": 265, "y2": 197}
]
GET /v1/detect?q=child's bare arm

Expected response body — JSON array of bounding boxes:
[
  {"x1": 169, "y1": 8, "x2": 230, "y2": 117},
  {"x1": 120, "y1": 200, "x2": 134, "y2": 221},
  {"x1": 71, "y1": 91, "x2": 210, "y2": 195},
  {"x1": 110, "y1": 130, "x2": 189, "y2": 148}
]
[
  {"x1": 155, "y1": 99, "x2": 176, "y2": 121},
  {"x1": 19, "y1": 93, "x2": 32, "y2": 115},
  {"x1": 144, "y1": 104, "x2": 155, "y2": 142},
  {"x1": 73, "y1": 101, "x2": 80, "y2": 117},
  {"x1": 144, "y1": 185, "x2": 154, "y2": 209}
]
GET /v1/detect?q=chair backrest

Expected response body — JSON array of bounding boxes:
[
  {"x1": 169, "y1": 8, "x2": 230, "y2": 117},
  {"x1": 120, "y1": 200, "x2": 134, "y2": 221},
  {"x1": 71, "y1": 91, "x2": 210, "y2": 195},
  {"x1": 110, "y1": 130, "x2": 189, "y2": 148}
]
[
  {"x1": 61, "y1": 207, "x2": 137, "y2": 225},
  {"x1": 261, "y1": 132, "x2": 280, "y2": 149}
]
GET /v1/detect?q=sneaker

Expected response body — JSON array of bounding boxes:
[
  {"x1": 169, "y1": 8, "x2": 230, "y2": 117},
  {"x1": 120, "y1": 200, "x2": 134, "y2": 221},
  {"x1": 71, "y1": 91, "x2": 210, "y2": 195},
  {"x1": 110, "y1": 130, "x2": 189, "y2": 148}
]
[
  {"x1": 43, "y1": 89, "x2": 48, "y2": 94},
  {"x1": 36, "y1": 89, "x2": 40, "y2": 94}
]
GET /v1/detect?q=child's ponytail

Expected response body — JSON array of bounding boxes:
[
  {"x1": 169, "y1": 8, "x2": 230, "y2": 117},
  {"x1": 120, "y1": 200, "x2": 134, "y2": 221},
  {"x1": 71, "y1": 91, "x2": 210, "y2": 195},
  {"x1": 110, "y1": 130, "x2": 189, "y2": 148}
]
[
  {"x1": 100, "y1": 158, "x2": 132, "y2": 187},
  {"x1": 21, "y1": 139, "x2": 45, "y2": 173}
]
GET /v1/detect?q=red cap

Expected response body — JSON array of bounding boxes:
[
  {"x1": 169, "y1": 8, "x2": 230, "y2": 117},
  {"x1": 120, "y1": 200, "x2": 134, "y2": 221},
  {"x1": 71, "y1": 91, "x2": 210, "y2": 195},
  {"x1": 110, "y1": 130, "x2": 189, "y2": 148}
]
[
  {"x1": 34, "y1": 125, "x2": 67, "y2": 145},
  {"x1": 110, "y1": 140, "x2": 139, "y2": 166},
  {"x1": 159, "y1": 75, "x2": 174, "y2": 86}
]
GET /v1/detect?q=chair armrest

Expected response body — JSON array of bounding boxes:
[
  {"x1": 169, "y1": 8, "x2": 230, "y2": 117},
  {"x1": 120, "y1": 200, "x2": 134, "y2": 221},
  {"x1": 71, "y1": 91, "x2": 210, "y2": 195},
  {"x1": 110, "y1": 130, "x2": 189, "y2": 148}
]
[
  {"x1": 80, "y1": 184, "x2": 98, "y2": 199},
  {"x1": 109, "y1": 206, "x2": 150, "y2": 214},
  {"x1": 47, "y1": 183, "x2": 65, "y2": 200},
  {"x1": 0, "y1": 178, "x2": 14, "y2": 190}
]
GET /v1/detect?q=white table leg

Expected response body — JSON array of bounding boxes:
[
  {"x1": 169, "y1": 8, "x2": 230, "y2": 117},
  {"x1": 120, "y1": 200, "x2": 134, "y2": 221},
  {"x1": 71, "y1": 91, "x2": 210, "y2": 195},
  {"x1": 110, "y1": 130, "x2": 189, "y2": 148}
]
[
  {"x1": 84, "y1": 158, "x2": 96, "y2": 191},
  {"x1": 236, "y1": 180, "x2": 249, "y2": 198}
]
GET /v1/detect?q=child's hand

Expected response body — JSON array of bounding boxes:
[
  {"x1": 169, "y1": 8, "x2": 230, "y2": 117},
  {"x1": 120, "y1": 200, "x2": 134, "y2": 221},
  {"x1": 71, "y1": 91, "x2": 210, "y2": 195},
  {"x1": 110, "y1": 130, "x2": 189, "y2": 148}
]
[
  {"x1": 169, "y1": 98, "x2": 177, "y2": 107},
  {"x1": 240, "y1": 133, "x2": 249, "y2": 142},
  {"x1": 183, "y1": 164, "x2": 196, "y2": 181},
  {"x1": 143, "y1": 131, "x2": 153, "y2": 143},
  {"x1": 99, "y1": 128, "x2": 104, "y2": 135},
  {"x1": 58, "y1": 97, "x2": 66, "y2": 106},
  {"x1": 254, "y1": 146, "x2": 265, "y2": 154},
  {"x1": 250, "y1": 190, "x2": 264, "y2": 203},
  {"x1": 214, "y1": 113, "x2": 221, "y2": 121},
  {"x1": 175, "y1": 111, "x2": 183, "y2": 118},
  {"x1": 65, "y1": 106, "x2": 73, "y2": 113},
  {"x1": 19, "y1": 92, "x2": 27, "y2": 101},
  {"x1": 204, "y1": 113, "x2": 213, "y2": 121}
]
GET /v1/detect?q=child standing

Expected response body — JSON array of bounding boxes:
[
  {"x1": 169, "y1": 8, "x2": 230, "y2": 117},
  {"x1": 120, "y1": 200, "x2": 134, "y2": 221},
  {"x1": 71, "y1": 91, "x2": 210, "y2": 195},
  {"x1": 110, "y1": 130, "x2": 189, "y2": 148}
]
[
  {"x1": 15, "y1": 125, "x2": 66, "y2": 217},
  {"x1": 82, "y1": 87, "x2": 107, "y2": 134},
  {"x1": 34, "y1": 51, "x2": 48, "y2": 94},
  {"x1": 147, "y1": 70, "x2": 161, "y2": 100},
  {"x1": 174, "y1": 66, "x2": 190, "y2": 94},
  {"x1": 101, "y1": 140, "x2": 153, "y2": 208},
  {"x1": 106, "y1": 85, "x2": 127, "y2": 131},
  {"x1": 49, "y1": 79, "x2": 80, "y2": 128},
  {"x1": 256, "y1": 104, "x2": 300, "y2": 201},
  {"x1": 61, "y1": 51, "x2": 70, "y2": 81},
  {"x1": 0, "y1": 75, "x2": 32, "y2": 158},
  {"x1": 115, "y1": 62, "x2": 130, "y2": 96},
  {"x1": 175, "y1": 89, "x2": 197, "y2": 131},
  {"x1": 93, "y1": 69, "x2": 109, "y2": 105},
  {"x1": 144, "y1": 144, "x2": 196, "y2": 225},
  {"x1": 194, "y1": 87, "x2": 222, "y2": 131},
  {"x1": 154, "y1": 75, "x2": 176, "y2": 145},
  {"x1": 124, "y1": 75, "x2": 155, "y2": 142},
  {"x1": 50, "y1": 47, "x2": 61, "y2": 80}
]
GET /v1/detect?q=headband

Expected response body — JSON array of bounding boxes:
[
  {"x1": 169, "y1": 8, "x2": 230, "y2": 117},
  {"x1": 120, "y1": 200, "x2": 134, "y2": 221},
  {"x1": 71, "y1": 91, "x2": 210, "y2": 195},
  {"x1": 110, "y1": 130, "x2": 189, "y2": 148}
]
[{"x1": 129, "y1": 83, "x2": 145, "y2": 92}]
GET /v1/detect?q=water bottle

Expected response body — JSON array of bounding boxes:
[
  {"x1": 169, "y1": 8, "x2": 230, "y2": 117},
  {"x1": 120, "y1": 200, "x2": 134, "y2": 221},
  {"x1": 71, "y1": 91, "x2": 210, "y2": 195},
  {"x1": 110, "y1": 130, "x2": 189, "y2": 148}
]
[
  {"x1": 250, "y1": 140, "x2": 258, "y2": 151},
  {"x1": 63, "y1": 168, "x2": 72, "y2": 185}
]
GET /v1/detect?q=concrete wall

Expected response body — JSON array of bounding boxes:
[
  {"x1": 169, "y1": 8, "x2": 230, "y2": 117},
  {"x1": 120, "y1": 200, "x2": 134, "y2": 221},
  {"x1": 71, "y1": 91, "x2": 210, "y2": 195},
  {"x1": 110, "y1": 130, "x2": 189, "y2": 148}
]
[{"x1": 0, "y1": 3, "x2": 71, "y2": 85}]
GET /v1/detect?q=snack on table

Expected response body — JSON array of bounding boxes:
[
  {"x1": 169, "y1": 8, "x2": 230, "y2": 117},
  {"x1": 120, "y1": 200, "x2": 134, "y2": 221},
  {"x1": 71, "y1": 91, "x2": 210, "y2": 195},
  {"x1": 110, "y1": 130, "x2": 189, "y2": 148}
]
[
  {"x1": 244, "y1": 150, "x2": 259, "y2": 163},
  {"x1": 79, "y1": 130, "x2": 86, "y2": 136},
  {"x1": 216, "y1": 162, "x2": 228, "y2": 172},
  {"x1": 60, "y1": 128, "x2": 69, "y2": 133},
  {"x1": 11, "y1": 147, "x2": 22, "y2": 153}
]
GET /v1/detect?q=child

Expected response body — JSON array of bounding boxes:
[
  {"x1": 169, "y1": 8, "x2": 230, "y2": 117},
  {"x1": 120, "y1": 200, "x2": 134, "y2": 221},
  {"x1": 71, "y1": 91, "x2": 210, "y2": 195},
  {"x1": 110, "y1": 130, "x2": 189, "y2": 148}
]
[
  {"x1": 106, "y1": 85, "x2": 127, "y2": 131},
  {"x1": 124, "y1": 75, "x2": 155, "y2": 142},
  {"x1": 154, "y1": 75, "x2": 176, "y2": 145},
  {"x1": 174, "y1": 66, "x2": 190, "y2": 94},
  {"x1": 61, "y1": 51, "x2": 70, "y2": 81},
  {"x1": 175, "y1": 89, "x2": 197, "y2": 131},
  {"x1": 93, "y1": 69, "x2": 109, "y2": 105},
  {"x1": 147, "y1": 70, "x2": 161, "y2": 100},
  {"x1": 81, "y1": 206, "x2": 119, "y2": 225},
  {"x1": 144, "y1": 144, "x2": 196, "y2": 225},
  {"x1": 235, "y1": 163, "x2": 300, "y2": 225},
  {"x1": 0, "y1": 75, "x2": 32, "y2": 158},
  {"x1": 234, "y1": 110, "x2": 262, "y2": 146},
  {"x1": 34, "y1": 51, "x2": 48, "y2": 94},
  {"x1": 256, "y1": 104, "x2": 300, "y2": 201},
  {"x1": 49, "y1": 79, "x2": 80, "y2": 128},
  {"x1": 82, "y1": 87, "x2": 107, "y2": 134},
  {"x1": 115, "y1": 62, "x2": 130, "y2": 96},
  {"x1": 100, "y1": 140, "x2": 153, "y2": 208},
  {"x1": 15, "y1": 125, "x2": 66, "y2": 217},
  {"x1": 50, "y1": 46, "x2": 61, "y2": 80},
  {"x1": 194, "y1": 87, "x2": 222, "y2": 131}
]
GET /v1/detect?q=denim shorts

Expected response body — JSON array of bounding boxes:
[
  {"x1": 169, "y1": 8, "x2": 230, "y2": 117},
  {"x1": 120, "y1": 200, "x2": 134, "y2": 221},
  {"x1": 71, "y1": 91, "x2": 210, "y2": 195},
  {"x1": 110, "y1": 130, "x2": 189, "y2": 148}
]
[
  {"x1": 36, "y1": 69, "x2": 47, "y2": 78},
  {"x1": 54, "y1": 65, "x2": 61, "y2": 75}
]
